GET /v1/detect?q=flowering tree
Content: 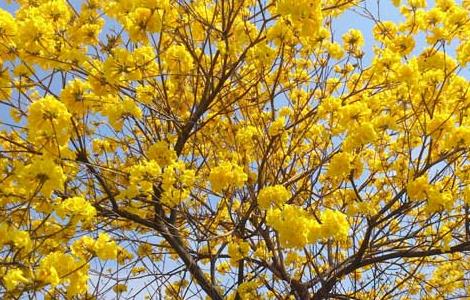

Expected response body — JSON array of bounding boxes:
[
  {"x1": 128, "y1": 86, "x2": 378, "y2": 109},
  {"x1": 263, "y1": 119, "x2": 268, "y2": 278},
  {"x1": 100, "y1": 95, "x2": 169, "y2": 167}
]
[{"x1": 0, "y1": 0, "x2": 469, "y2": 298}]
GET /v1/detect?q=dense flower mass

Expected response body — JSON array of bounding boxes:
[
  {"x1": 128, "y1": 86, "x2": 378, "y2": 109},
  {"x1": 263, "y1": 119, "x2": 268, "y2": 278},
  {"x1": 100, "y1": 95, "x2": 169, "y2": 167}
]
[
  {"x1": 27, "y1": 96, "x2": 72, "y2": 151},
  {"x1": 257, "y1": 184, "x2": 291, "y2": 209},
  {"x1": 0, "y1": 0, "x2": 469, "y2": 298},
  {"x1": 209, "y1": 161, "x2": 248, "y2": 193}
]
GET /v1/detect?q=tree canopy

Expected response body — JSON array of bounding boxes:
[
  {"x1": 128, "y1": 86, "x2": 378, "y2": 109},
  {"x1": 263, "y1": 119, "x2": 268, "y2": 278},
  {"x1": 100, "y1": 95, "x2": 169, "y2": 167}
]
[{"x1": 0, "y1": 0, "x2": 469, "y2": 298}]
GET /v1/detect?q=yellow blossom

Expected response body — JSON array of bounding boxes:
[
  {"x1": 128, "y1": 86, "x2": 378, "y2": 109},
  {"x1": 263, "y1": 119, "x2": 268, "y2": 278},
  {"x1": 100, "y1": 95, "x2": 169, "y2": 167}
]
[
  {"x1": 27, "y1": 96, "x2": 71, "y2": 148},
  {"x1": 257, "y1": 185, "x2": 291, "y2": 209},
  {"x1": 3, "y1": 268, "x2": 29, "y2": 291},
  {"x1": 209, "y1": 161, "x2": 247, "y2": 193},
  {"x1": 94, "y1": 233, "x2": 119, "y2": 260},
  {"x1": 228, "y1": 239, "x2": 250, "y2": 265}
]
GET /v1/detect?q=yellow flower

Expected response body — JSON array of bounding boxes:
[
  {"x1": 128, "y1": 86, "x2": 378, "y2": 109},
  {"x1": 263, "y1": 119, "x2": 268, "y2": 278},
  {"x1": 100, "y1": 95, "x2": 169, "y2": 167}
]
[
  {"x1": 342, "y1": 29, "x2": 364, "y2": 49},
  {"x1": 257, "y1": 185, "x2": 291, "y2": 209},
  {"x1": 0, "y1": 8, "x2": 16, "y2": 59},
  {"x1": 276, "y1": 0, "x2": 322, "y2": 38},
  {"x1": 147, "y1": 141, "x2": 177, "y2": 167},
  {"x1": 137, "y1": 243, "x2": 153, "y2": 257},
  {"x1": 407, "y1": 176, "x2": 429, "y2": 201},
  {"x1": 408, "y1": 0, "x2": 427, "y2": 8},
  {"x1": 101, "y1": 95, "x2": 143, "y2": 131},
  {"x1": 3, "y1": 268, "x2": 29, "y2": 291},
  {"x1": 136, "y1": 84, "x2": 157, "y2": 104},
  {"x1": 216, "y1": 261, "x2": 231, "y2": 273},
  {"x1": 426, "y1": 188, "x2": 454, "y2": 212},
  {"x1": 268, "y1": 116, "x2": 286, "y2": 136},
  {"x1": 463, "y1": 186, "x2": 470, "y2": 205},
  {"x1": 266, "y1": 204, "x2": 321, "y2": 248},
  {"x1": 209, "y1": 161, "x2": 247, "y2": 193},
  {"x1": 16, "y1": 11, "x2": 54, "y2": 55},
  {"x1": 373, "y1": 21, "x2": 398, "y2": 42},
  {"x1": 228, "y1": 239, "x2": 250, "y2": 265},
  {"x1": 56, "y1": 196, "x2": 97, "y2": 225},
  {"x1": 160, "y1": 161, "x2": 196, "y2": 207},
  {"x1": 327, "y1": 152, "x2": 353, "y2": 179},
  {"x1": 36, "y1": 252, "x2": 68, "y2": 287},
  {"x1": 163, "y1": 44, "x2": 194, "y2": 74},
  {"x1": 237, "y1": 280, "x2": 261, "y2": 299},
  {"x1": 443, "y1": 126, "x2": 470, "y2": 149},
  {"x1": 94, "y1": 233, "x2": 118, "y2": 260},
  {"x1": 27, "y1": 96, "x2": 72, "y2": 148},
  {"x1": 326, "y1": 42, "x2": 344, "y2": 59},
  {"x1": 389, "y1": 35, "x2": 416, "y2": 55},
  {"x1": 20, "y1": 156, "x2": 66, "y2": 197},
  {"x1": 113, "y1": 283, "x2": 128, "y2": 294},
  {"x1": 131, "y1": 266, "x2": 146, "y2": 275},
  {"x1": 236, "y1": 125, "x2": 258, "y2": 148},
  {"x1": 11, "y1": 230, "x2": 32, "y2": 252},
  {"x1": 429, "y1": 261, "x2": 464, "y2": 293},
  {"x1": 102, "y1": 48, "x2": 142, "y2": 84},
  {"x1": 124, "y1": 160, "x2": 161, "y2": 198},
  {"x1": 60, "y1": 79, "x2": 94, "y2": 115},
  {"x1": 125, "y1": 7, "x2": 162, "y2": 41},
  {"x1": 71, "y1": 236, "x2": 96, "y2": 259},
  {"x1": 67, "y1": 264, "x2": 90, "y2": 297},
  {"x1": 457, "y1": 40, "x2": 470, "y2": 66},
  {"x1": 267, "y1": 204, "x2": 350, "y2": 248},
  {"x1": 320, "y1": 209, "x2": 349, "y2": 241}
]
